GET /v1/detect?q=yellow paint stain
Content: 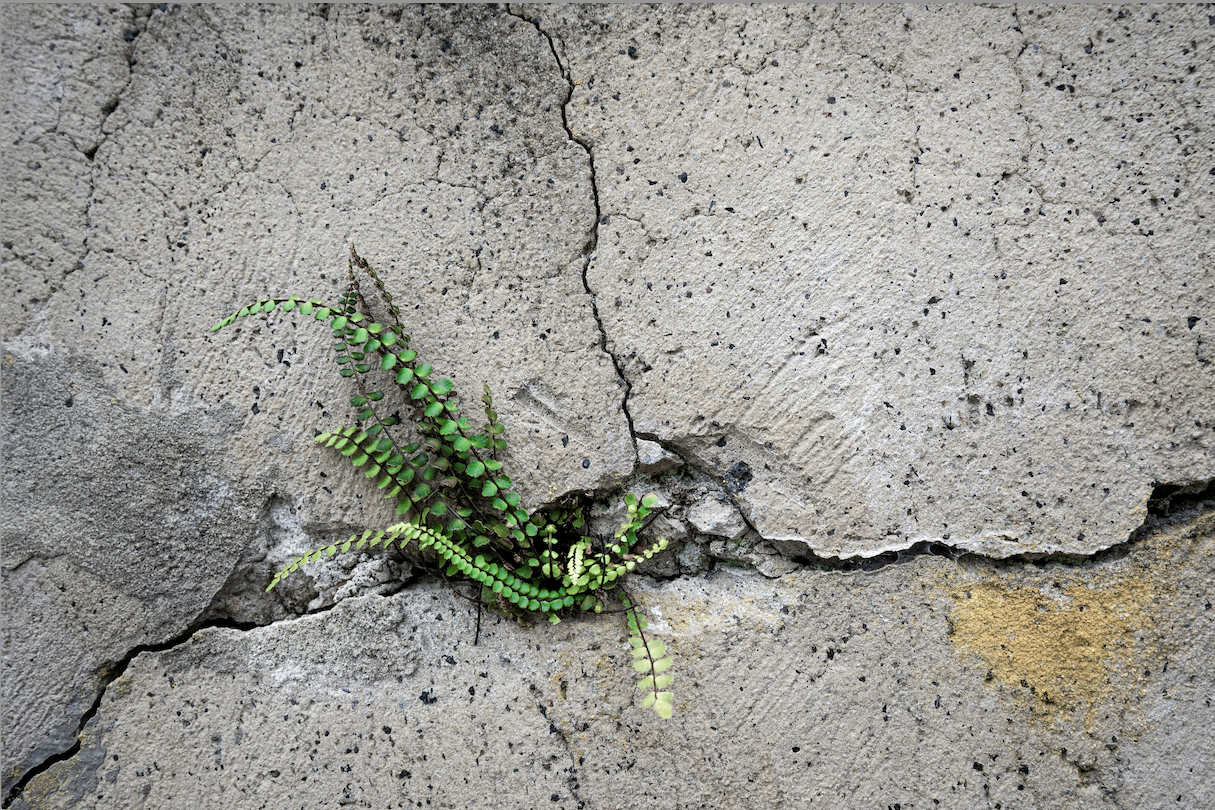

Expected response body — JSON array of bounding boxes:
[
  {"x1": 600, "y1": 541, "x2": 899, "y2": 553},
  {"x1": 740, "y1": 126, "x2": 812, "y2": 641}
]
[
  {"x1": 950, "y1": 576, "x2": 1157, "y2": 719},
  {"x1": 947, "y1": 509, "x2": 1215, "y2": 725}
]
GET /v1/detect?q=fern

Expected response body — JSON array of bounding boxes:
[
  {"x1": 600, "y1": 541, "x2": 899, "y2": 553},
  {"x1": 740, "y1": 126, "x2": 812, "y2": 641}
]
[
  {"x1": 623, "y1": 592, "x2": 674, "y2": 719},
  {"x1": 210, "y1": 246, "x2": 675, "y2": 718}
]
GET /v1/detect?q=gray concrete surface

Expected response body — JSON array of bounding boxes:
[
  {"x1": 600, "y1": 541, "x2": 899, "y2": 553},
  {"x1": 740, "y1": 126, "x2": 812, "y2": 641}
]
[
  {"x1": 11, "y1": 508, "x2": 1215, "y2": 809},
  {"x1": 2, "y1": 4, "x2": 1212, "y2": 808},
  {"x1": 534, "y1": 2, "x2": 1214, "y2": 559}
]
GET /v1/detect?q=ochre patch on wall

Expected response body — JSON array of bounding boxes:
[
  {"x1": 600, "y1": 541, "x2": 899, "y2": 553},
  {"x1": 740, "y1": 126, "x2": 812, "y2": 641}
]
[
  {"x1": 947, "y1": 509, "x2": 1214, "y2": 726},
  {"x1": 948, "y1": 569, "x2": 1163, "y2": 723}
]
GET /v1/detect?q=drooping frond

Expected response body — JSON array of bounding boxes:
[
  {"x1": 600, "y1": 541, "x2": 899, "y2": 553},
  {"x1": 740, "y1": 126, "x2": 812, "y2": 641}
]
[{"x1": 622, "y1": 592, "x2": 675, "y2": 719}]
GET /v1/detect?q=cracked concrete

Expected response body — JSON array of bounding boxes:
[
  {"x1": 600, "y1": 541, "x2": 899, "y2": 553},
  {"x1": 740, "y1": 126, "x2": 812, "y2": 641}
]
[
  {"x1": 528, "y1": 3, "x2": 1213, "y2": 559},
  {"x1": 10, "y1": 503, "x2": 1215, "y2": 809},
  {"x1": 4, "y1": 4, "x2": 630, "y2": 799},
  {"x1": 3, "y1": 4, "x2": 1214, "y2": 808},
  {"x1": 510, "y1": 5, "x2": 642, "y2": 470}
]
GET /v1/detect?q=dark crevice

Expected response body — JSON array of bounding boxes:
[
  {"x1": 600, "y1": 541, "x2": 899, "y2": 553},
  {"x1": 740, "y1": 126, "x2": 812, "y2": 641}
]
[
  {"x1": 2, "y1": 616, "x2": 259, "y2": 808},
  {"x1": 638, "y1": 431, "x2": 1215, "y2": 574},
  {"x1": 829, "y1": 478, "x2": 1214, "y2": 571},
  {"x1": 779, "y1": 478, "x2": 1214, "y2": 572},
  {"x1": 1144, "y1": 478, "x2": 1215, "y2": 518},
  {"x1": 769, "y1": 538, "x2": 969, "y2": 574},
  {"x1": 507, "y1": 6, "x2": 640, "y2": 473},
  {"x1": 633, "y1": 430, "x2": 972, "y2": 575}
]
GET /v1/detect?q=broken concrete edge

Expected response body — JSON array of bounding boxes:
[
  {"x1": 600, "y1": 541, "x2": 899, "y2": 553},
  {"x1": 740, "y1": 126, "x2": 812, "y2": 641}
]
[
  {"x1": 1, "y1": 553, "x2": 428, "y2": 808},
  {"x1": 3, "y1": 328, "x2": 1201, "y2": 803},
  {"x1": 5, "y1": 473, "x2": 1210, "y2": 809},
  {"x1": 635, "y1": 425, "x2": 1215, "y2": 566},
  {"x1": 10, "y1": 579, "x2": 603, "y2": 810},
  {"x1": 778, "y1": 476, "x2": 1215, "y2": 567},
  {"x1": 0, "y1": 614, "x2": 249, "y2": 808},
  {"x1": 10, "y1": 493, "x2": 1215, "y2": 810}
]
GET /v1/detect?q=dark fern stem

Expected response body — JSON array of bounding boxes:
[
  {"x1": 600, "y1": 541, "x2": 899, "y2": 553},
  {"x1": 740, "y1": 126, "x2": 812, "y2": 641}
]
[{"x1": 209, "y1": 245, "x2": 675, "y2": 718}]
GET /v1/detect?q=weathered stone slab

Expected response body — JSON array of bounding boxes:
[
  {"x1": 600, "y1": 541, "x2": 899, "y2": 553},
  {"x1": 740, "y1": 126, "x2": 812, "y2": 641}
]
[
  {"x1": 15, "y1": 509, "x2": 1214, "y2": 809},
  {"x1": 1, "y1": 350, "x2": 258, "y2": 793},
  {"x1": 532, "y1": 3, "x2": 1215, "y2": 558}
]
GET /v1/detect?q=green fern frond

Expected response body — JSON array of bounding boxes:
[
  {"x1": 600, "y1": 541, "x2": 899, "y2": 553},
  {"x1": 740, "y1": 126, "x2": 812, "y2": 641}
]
[
  {"x1": 622, "y1": 592, "x2": 675, "y2": 719},
  {"x1": 265, "y1": 519, "x2": 455, "y2": 592},
  {"x1": 266, "y1": 523, "x2": 401, "y2": 592},
  {"x1": 213, "y1": 245, "x2": 676, "y2": 719},
  {"x1": 314, "y1": 426, "x2": 419, "y2": 510},
  {"x1": 349, "y1": 246, "x2": 408, "y2": 340}
]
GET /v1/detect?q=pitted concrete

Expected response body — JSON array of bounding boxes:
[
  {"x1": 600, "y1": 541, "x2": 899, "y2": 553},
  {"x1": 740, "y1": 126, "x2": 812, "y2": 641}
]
[
  {"x1": 528, "y1": 2, "x2": 1214, "y2": 559},
  {"x1": 2, "y1": 4, "x2": 1213, "y2": 807},
  {"x1": 12, "y1": 509, "x2": 1215, "y2": 809},
  {"x1": 3, "y1": 4, "x2": 631, "y2": 797}
]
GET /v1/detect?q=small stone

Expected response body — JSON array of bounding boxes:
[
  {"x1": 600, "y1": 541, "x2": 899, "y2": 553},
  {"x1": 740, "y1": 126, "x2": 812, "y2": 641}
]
[
  {"x1": 633, "y1": 547, "x2": 680, "y2": 578},
  {"x1": 588, "y1": 498, "x2": 627, "y2": 539},
  {"x1": 644, "y1": 513, "x2": 687, "y2": 542},
  {"x1": 637, "y1": 439, "x2": 682, "y2": 475},
  {"x1": 751, "y1": 541, "x2": 800, "y2": 578},
  {"x1": 676, "y1": 541, "x2": 709, "y2": 574},
  {"x1": 708, "y1": 537, "x2": 749, "y2": 561},
  {"x1": 687, "y1": 495, "x2": 747, "y2": 539}
]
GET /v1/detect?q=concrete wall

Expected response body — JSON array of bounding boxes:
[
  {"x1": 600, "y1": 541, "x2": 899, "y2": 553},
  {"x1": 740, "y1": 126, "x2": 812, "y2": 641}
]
[{"x1": 2, "y1": 4, "x2": 1212, "y2": 808}]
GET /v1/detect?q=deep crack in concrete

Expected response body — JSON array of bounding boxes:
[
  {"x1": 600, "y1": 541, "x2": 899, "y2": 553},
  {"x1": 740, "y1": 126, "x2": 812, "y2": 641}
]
[
  {"x1": 81, "y1": 5, "x2": 148, "y2": 162},
  {"x1": 640, "y1": 426, "x2": 1215, "y2": 573},
  {"x1": 1, "y1": 617, "x2": 258, "y2": 808},
  {"x1": 509, "y1": 6, "x2": 640, "y2": 475}
]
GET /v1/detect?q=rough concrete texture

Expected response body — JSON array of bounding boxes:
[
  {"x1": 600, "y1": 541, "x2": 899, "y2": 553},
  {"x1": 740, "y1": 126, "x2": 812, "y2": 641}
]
[
  {"x1": 2, "y1": 3, "x2": 1213, "y2": 808},
  {"x1": 1, "y1": 349, "x2": 262, "y2": 790},
  {"x1": 12, "y1": 507, "x2": 1215, "y2": 810},
  {"x1": 531, "y1": 2, "x2": 1214, "y2": 558}
]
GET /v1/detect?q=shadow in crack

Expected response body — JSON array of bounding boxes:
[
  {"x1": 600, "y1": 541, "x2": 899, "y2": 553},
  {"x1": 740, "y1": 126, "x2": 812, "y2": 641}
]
[{"x1": 767, "y1": 478, "x2": 1215, "y2": 574}]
